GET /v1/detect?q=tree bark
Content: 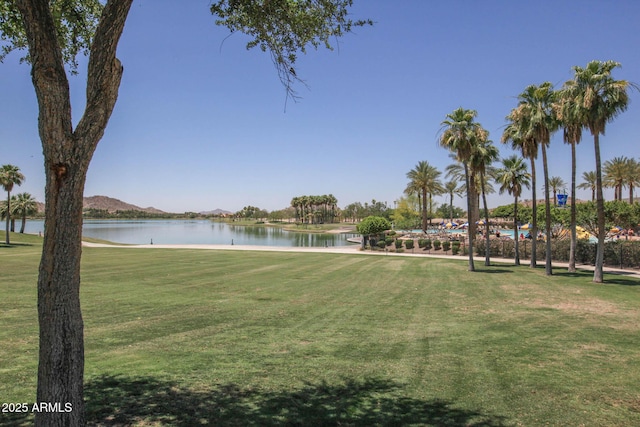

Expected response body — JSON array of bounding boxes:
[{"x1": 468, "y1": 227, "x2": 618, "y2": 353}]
[
  {"x1": 16, "y1": 0, "x2": 132, "y2": 425},
  {"x1": 541, "y1": 143, "x2": 553, "y2": 276},
  {"x1": 513, "y1": 197, "x2": 520, "y2": 266},
  {"x1": 568, "y1": 142, "x2": 577, "y2": 272},
  {"x1": 593, "y1": 133, "x2": 605, "y2": 283},
  {"x1": 464, "y1": 164, "x2": 475, "y2": 271},
  {"x1": 529, "y1": 157, "x2": 537, "y2": 268}
]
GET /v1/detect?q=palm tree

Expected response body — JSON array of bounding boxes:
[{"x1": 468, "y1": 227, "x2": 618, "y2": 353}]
[
  {"x1": 547, "y1": 176, "x2": 566, "y2": 206},
  {"x1": 0, "y1": 164, "x2": 25, "y2": 245},
  {"x1": 443, "y1": 180, "x2": 462, "y2": 224},
  {"x1": 604, "y1": 156, "x2": 629, "y2": 201},
  {"x1": 577, "y1": 171, "x2": 597, "y2": 201},
  {"x1": 495, "y1": 155, "x2": 531, "y2": 266},
  {"x1": 439, "y1": 107, "x2": 482, "y2": 272},
  {"x1": 512, "y1": 82, "x2": 559, "y2": 276},
  {"x1": 624, "y1": 158, "x2": 640, "y2": 203},
  {"x1": 554, "y1": 86, "x2": 584, "y2": 272},
  {"x1": 564, "y1": 60, "x2": 634, "y2": 283},
  {"x1": 502, "y1": 112, "x2": 540, "y2": 269},
  {"x1": 12, "y1": 192, "x2": 38, "y2": 233},
  {"x1": 406, "y1": 161, "x2": 443, "y2": 232},
  {"x1": 469, "y1": 129, "x2": 499, "y2": 266}
]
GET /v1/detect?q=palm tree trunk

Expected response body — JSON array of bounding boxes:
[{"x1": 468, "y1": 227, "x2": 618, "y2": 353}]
[
  {"x1": 481, "y1": 172, "x2": 490, "y2": 266},
  {"x1": 421, "y1": 188, "x2": 428, "y2": 233},
  {"x1": 464, "y1": 163, "x2": 475, "y2": 271},
  {"x1": 514, "y1": 196, "x2": 520, "y2": 266},
  {"x1": 529, "y1": 157, "x2": 537, "y2": 268},
  {"x1": 593, "y1": 133, "x2": 605, "y2": 283},
  {"x1": 20, "y1": 214, "x2": 27, "y2": 233},
  {"x1": 541, "y1": 143, "x2": 553, "y2": 276},
  {"x1": 5, "y1": 190, "x2": 10, "y2": 244},
  {"x1": 569, "y1": 142, "x2": 577, "y2": 272}
]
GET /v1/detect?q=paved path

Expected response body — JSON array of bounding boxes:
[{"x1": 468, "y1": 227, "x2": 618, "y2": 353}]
[{"x1": 82, "y1": 241, "x2": 640, "y2": 279}]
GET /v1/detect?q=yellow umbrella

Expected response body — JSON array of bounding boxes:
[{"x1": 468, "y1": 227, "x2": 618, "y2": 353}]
[{"x1": 520, "y1": 223, "x2": 531, "y2": 230}]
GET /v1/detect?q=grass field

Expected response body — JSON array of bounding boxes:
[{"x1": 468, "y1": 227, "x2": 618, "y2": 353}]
[{"x1": 1, "y1": 231, "x2": 640, "y2": 426}]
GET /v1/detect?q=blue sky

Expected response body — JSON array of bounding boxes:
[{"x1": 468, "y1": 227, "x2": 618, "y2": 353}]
[{"x1": 2, "y1": 0, "x2": 639, "y2": 213}]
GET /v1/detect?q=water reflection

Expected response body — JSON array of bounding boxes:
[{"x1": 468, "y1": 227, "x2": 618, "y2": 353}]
[{"x1": 23, "y1": 219, "x2": 357, "y2": 247}]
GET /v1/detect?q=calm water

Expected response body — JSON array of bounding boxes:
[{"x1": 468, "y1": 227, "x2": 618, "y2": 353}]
[{"x1": 23, "y1": 220, "x2": 358, "y2": 247}]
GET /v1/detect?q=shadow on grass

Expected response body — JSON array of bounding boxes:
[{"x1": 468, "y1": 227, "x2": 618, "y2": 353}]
[
  {"x1": 79, "y1": 374, "x2": 508, "y2": 426},
  {"x1": 473, "y1": 266, "x2": 514, "y2": 274},
  {"x1": 553, "y1": 269, "x2": 640, "y2": 286}
]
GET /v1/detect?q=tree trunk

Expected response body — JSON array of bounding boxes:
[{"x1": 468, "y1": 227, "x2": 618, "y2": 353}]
[
  {"x1": 593, "y1": 133, "x2": 605, "y2": 283},
  {"x1": 541, "y1": 143, "x2": 553, "y2": 276},
  {"x1": 529, "y1": 157, "x2": 537, "y2": 268},
  {"x1": 481, "y1": 172, "x2": 490, "y2": 266},
  {"x1": 5, "y1": 191, "x2": 11, "y2": 243},
  {"x1": 569, "y1": 142, "x2": 577, "y2": 272},
  {"x1": 37, "y1": 159, "x2": 88, "y2": 426},
  {"x1": 20, "y1": 214, "x2": 27, "y2": 233},
  {"x1": 421, "y1": 188, "x2": 428, "y2": 233},
  {"x1": 464, "y1": 164, "x2": 475, "y2": 271},
  {"x1": 16, "y1": 1, "x2": 132, "y2": 424},
  {"x1": 514, "y1": 197, "x2": 520, "y2": 266}
]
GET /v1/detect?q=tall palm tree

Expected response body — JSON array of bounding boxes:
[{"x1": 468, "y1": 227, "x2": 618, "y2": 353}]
[
  {"x1": 495, "y1": 155, "x2": 531, "y2": 266},
  {"x1": 502, "y1": 112, "x2": 540, "y2": 269},
  {"x1": 624, "y1": 158, "x2": 640, "y2": 203},
  {"x1": 564, "y1": 60, "x2": 634, "y2": 283},
  {"x1": 577, "y1": 171, "x2": 597, "y2": 201},
  {"x1": 469, "y1": 129, "x2": 499, "y2": 266},
  {"x1": 547, "y1": 176, "x2": 566, "y2": 206},
  {"x1": 439, "y1": 107, "x2": 482, "y2": 272},
  {"x1": 554, "y1": 87, "x2": 584, "y2": 272},
  {"x1": 512, "y1": 82, "x2": 559, "y2": 276},
  {"x1": 406, "y1": 161, "x2": 443, "y2": 232},
  {"x1": 604, "y1": 156, "x2": 629, "y2": 201},
  {"x1": 0, "y1": 164, "x2": 25, "y2": 245},
  {"x1": 12, "y1": 192, "x2": 38, "y2": 233},
  {"x1": 443, "y1": 180, "x2": 462, "y2": 224}
]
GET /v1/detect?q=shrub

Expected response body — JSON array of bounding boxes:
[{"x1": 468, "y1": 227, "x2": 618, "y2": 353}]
[
  {"x1": 442, "y1": 241, "x2": 451, "y2": 252},
  {"x1": 405, "y1": 240, "x2": 415, "y2": 250},
  {"x1": 388, "y1": 230, "x2": 396, "y2": 237},
  {"x1": 385, "y1": 237, "x2": 395, "y2": 247},
  {"x1": 433, "y1": 240, "x2": 441, "y2": 251},
  {"x1": 424, "y1": 239, "x2": 432, "y2": 252},
  {"x1": 451, "y1": 241, "x2": 461, "y2": 255},
  {"x1": 418, "y1": 239, "x2": 427, "y2": 248},
  {"x1": 377, "y1": 241, "x2": 387, "y2": 249},
  {"x1": 395, "y1": 239, "x2": 403, "y2": 249}
]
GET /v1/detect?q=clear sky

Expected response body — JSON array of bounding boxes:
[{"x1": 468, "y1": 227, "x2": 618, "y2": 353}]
[{"x1": 2, "y1": 0, "x2": 639, "y2": 213}]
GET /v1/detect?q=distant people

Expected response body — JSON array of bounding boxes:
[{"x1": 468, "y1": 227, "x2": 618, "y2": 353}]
[
  {"x1": 520, "y1": 233, "x2": 524, "y2": 240},
  {"x1": 150, "y1": 238, "x2": 153, "y2": 245},
  {"x1": 496, "y1": 230, "x2": 501, "y2": 238}
]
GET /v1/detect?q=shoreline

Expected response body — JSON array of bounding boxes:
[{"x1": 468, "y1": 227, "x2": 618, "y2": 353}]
[{"x1": 81, "y1": 241, "x2": 640, "y2": 279}]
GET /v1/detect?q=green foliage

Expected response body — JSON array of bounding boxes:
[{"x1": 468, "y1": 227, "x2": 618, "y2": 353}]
[
  {"x1": 435, "y1": 204, "x2": 465, "y2": 220},
  {"x1": 385, "y1": 237, "x2": 394, "y2": 247},
  {"x1": 442, "y1": 241, "x2": 451, "y2": 252},
  {"x1": 405, "y1": 239, "x2": 414, "y2": 250},
  {"x1": 451, "y1": 241, "x2": 461, "y2": 255},
  {"x1": 210, "y1": 0, "x2": 372, "y2": 99},
  {"x1": 376, "y1": 240, "x2": 386, "y2": 249},
  {"x1": 356, "y1": 216, "x2": 391, "y2": 236},
  {"x1": 433, "y1": 240, "x2": 441, "y2": 250},
  {"x1": 0, "y1": 0, "x2": 103, "y2": 72},
  {"x1": 394, "y1": 239, "x2": 403, "y2": 249},
  {"x1": 424, "y1": 239, "x2": 432, "y2": 252}
]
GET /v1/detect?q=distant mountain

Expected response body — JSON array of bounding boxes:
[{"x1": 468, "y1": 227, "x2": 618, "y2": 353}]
[
  {"x1": 83, "y1": 195, "x2": 166, "y2": 213},
  {"x1": 199, "y1": 208, "x2": 233, "y2": 216}
]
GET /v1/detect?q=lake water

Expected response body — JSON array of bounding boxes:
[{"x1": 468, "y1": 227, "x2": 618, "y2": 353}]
[{"x1": 23, "y1": 219, "x2": 358, "y2": 247}]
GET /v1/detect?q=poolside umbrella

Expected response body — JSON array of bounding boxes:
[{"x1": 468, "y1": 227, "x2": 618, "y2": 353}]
[
  {"x1": 520, "y1": 223, "x2": 531, "y2": 230},
  {"x1": 459, "y1": 222, "x2": 469, "y2": 229},
  {"x1": 610, "y1": 226, "x2": 622, "y2": 234},
  {"x1": 476, "y1": 220, "x2": 485, "y2": 226},
  {"x1": 445, "y1": 222, "x2": 457, "y2": 228}
]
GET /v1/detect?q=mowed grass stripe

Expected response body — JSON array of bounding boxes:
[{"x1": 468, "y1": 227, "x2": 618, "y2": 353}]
[{"x1": 2, "y1": 239, "x2": 640, "y2": 425}]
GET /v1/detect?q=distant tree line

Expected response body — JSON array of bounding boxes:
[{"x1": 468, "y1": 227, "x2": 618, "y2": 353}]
[{"x1": 291, "y1": 194, "x2": 338, "y2": 224}]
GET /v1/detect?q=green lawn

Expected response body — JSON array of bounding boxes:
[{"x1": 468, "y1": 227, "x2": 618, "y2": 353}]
[{"x1": 1, "y1": 231, "x2": 640, "y2": 426}]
